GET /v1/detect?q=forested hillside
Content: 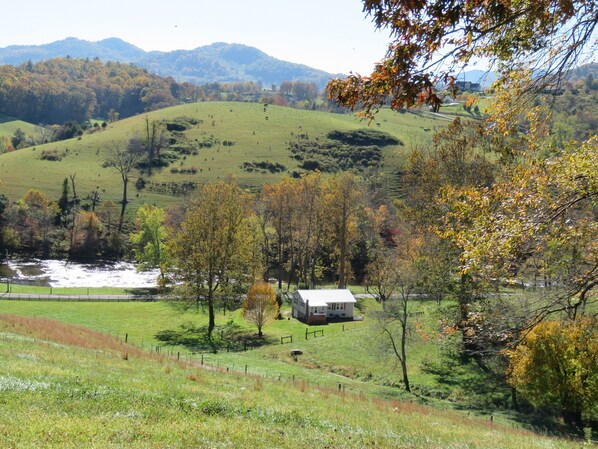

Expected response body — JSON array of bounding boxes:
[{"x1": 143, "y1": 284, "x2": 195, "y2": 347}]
[{"x1": 0, "y1": 58, "x2": 201, "y2": 124}]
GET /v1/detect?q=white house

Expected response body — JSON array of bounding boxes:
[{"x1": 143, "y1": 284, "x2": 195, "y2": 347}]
[{"x1": 291, "y1": 289, "x2": 357, "y2": 325}]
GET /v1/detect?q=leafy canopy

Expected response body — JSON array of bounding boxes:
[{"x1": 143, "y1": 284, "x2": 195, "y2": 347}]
[
  {"x1": 243, "y1": 282, "x2": 279, "y2": 337},
  {"x1": 327, "y1": 0, "x2": 597, "y2": 117},
  {"x1": 506, "y1": 317, "x2": 598, "y2": 424}
]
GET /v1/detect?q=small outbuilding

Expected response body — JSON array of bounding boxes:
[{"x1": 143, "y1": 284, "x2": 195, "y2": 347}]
[{"x1": 291, "y1": 289, "x2": 357, "y2": 325}]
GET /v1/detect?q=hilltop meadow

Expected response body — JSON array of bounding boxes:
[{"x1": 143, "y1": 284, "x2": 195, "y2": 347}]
[{"x1": 0, "y1": 101, "x2": 454, "y2": 206}]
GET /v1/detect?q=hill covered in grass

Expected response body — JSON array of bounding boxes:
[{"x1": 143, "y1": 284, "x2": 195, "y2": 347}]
[
  {"x1": 0, "y1": 310, "x2": 579, "y2": 448},
  {"x1": 0, "y1": 120, "x2": 43, "y2": 141},
  {"x1": 0, "y1": 102, "x2": 449, "y2": 206}
]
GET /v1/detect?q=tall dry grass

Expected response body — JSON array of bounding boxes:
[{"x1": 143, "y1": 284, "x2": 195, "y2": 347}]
[{"x1": 0, "y1": 313, "x2": 148, "y2": 359}]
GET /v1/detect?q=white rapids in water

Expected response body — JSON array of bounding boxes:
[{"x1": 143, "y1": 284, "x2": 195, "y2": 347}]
[{"x1": 4, "y1": 259, "x2": 159, "y2": 288}]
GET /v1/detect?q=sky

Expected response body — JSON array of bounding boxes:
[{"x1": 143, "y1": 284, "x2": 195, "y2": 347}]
[{"x1": 1, "y1": 0, "x2": 392, "y2": 75}]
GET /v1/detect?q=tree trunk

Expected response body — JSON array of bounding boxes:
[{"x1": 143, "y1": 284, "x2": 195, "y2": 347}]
[
  {"x1": 118, "y1": 177, "x2": 128, "y2": 233},
  {"x1": 277, "y1": 236, "x2": 284, "y2": 290},
  {"x1": 457, "y1": 273, "x2": 477, "y2": 358},
  {"x1": 400, "y1": 300, "x2": 411, "y2": 392},
  {"x1": 69, "y1": 173, "x2": 77, "y2": 202},
  {"x1": 206, "y1": 279, "x2": 216, "y2": 339},
  {"x1": 207, "y1": 294, "x2": 216, "y2": 339},
  {"x1": 562, "y1": 408, "x2": 582, "y2": 428},
  {"x1": 400, "y1": 344, "x2": 410, "y2": 392},
  {"x1": 338, "y1": 203, "x2": 348, "y2": 289},
  {"x1": 511, "y1": 387, "x2": 518, "y2": 410}
]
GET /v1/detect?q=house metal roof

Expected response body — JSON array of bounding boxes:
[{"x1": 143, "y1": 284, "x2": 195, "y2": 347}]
[{"x1": 295, "y1": 289, "x2": 357, "y2": 307}]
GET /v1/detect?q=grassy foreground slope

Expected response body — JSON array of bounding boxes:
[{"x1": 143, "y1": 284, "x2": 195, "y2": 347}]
[
  {"x1": 0, "y1": 299, "x2": 579, "y2": 431},
  {"x1": 0, "y1": 102, "x2": 447, "y2": 204},
  {"x1": 0, "y1": 315, "x2": 577, "y2": 449}
]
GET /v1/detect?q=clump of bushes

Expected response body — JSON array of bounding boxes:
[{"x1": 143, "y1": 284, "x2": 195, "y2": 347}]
[
  {"x1": 146, "y1": 181, "x2": 198, "y2": 196},
  {"x1": 327, "y1": 129, "x2": 402, "y2": 146},
  {"x1": 288, "y1": 128, "x2": 401, "y2": 173},
  {"x1": 170, "y1": 167, "x2": 199, "y2": 174},
  {"x1": 39, "y1": 149, "x2": 63, "y2": 161},
  {"x1": 162, "y1": 116, "x2": 201, "y2": 132},
  {"x1": 169, "y1": 143, "x2": 199, "y2": 155},
  {"x1": 289, "y1": 140, "x2": 382, "y2": 172},
  {"x1": 196, "y1": 135, "x2": 220, "y2": 148},
  {"x1": 241, "y1": 161, "x2": 286, "y2": 173}
]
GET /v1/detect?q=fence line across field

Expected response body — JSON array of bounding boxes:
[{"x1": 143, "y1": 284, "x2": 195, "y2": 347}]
[{"x1": 113, "y1": 323, "x2": 366, "y2": 396}]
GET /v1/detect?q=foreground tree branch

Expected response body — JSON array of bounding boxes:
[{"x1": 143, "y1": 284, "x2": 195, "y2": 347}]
[{"x1": 328, "y1": 0, "x2": 597, "y2": 118}]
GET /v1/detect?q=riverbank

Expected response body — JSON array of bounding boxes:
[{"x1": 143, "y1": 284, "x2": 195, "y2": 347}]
[{"x1": 0, "y1": 259, "x2": 159, "y2": 288}]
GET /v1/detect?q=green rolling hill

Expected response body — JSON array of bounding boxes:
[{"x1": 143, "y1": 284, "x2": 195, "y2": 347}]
[
  {"x1": 0, "y1": 102, "x2": 450, "y2": 206},
  {"x1": 0, "y1": 120, "x2": 43, "y2": 141}
]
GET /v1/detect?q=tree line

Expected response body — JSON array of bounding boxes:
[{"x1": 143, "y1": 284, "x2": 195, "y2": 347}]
[
  {"x1": 0, "y1": 58, "x2": 201, "y2": 125},
  {"x1": 0, "y1": 58, "x2": 337, "y2": 135}
]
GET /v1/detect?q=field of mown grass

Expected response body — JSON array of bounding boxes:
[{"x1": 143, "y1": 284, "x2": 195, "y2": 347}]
[
  {"x1": 0, "y1": 102, "x2": 449, "y2": 205},
  {"x1": 0, "y1": 313, "x2": 581, "y2": 449},
  {"x1": 0, "y1": 297, "x2": 553, "y2": 427}
]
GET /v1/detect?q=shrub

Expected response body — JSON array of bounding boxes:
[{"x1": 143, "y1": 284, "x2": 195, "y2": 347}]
[
  {"x1": 241, "y1": 161, "x2": 286, "y2": 173},
  {"x1": 39, "y1": 150, "x2": 63, "y2": 161}
]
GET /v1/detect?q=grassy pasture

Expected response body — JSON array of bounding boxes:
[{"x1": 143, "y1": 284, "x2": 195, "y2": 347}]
[
  {"x1": 0, "y1": 102, "x2": 449, "y2": 206},
  {"x1": 0, "y1": 119, "x2": 43, "y2": 141},
  {"x1": 0, "y1": 297, "x2": 531, "y2": 421},
  {"x1": 0, "y1": 313, "x2": 581, "y2": 448}
]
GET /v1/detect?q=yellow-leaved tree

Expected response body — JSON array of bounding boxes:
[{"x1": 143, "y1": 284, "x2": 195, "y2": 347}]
[
  {"x1": 169, "y1": 179, "x2": 254, "y2": 339},
  {"x1": 506, "y1": 317, "x2": 598, "y2": 427},
  {"x1": 243, "y1": 282, "x2": 278, "y2": 337}
]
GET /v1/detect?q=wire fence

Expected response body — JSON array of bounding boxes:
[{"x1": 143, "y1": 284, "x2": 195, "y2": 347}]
[
  {"x1": 110, "y1": 323, "x2": 368, "y2": 396},
  {"x1": 0, "y1": 292, "x2": 158, "y2": 301}
]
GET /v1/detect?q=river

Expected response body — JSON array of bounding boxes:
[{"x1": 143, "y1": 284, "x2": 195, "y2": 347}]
[{"x1": 0, "y1": 259, "x2": 159, "y2": 288}]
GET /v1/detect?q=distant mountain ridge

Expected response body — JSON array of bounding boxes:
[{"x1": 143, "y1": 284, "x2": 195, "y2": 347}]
[
  {"x1": 0, "y1": 37, "x2": 146, "y2": 64},
  {"x1": 0, "y1": 37, "x2": 340, "y2": 89}
]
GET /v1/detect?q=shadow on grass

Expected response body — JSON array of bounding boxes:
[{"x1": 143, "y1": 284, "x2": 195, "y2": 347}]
[
  {"x1": 125, "y1": 287, "x2": 159, "y2": 298},
  {"x1": 155, "y1": 320, "x2": 276, "y2": 353},
  {"x1": 418, "y1": 348, "x2": 573, "y2": 436}
]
